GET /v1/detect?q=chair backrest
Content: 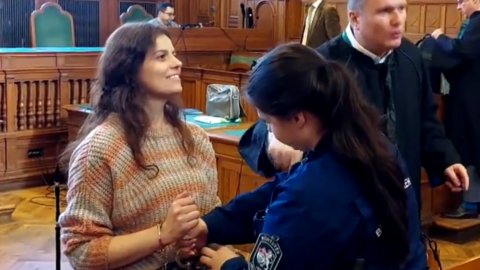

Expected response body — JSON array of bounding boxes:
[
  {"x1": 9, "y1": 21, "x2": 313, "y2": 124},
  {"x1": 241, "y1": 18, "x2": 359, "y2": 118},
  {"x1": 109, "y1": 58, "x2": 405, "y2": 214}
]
[
  {"x1": 120, "y1": 5, "x2": 154, "y2": 24},
  {"x1": 228, "y1": 52, "x2": 264, "y2": 72},
  {"x1": 30, "y1": 3, "x2": 75, "y2": 47}
]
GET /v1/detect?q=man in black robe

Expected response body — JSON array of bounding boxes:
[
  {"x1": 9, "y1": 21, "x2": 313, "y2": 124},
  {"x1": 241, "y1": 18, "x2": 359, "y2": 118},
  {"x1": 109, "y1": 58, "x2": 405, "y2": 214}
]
[
  {"x1": 424, "y1": 0, "x2": 480, "y2": 217},
  {"x1": 237, "y1": 0, "x2": 470, "y2": 208}
]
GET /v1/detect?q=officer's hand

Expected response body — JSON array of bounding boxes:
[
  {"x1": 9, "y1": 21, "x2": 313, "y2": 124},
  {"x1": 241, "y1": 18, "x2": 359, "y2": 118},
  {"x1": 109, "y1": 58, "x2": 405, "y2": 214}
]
[
  {"x1": 200, "y1": 244, "x2": 240, "y2": 270},
  {"x1": 431, "y1": 28, "x2": 443, "y2": 39},
  {"x1": 268, "y1": 133, "x2": 303, "y2": 171},
  {"x1": 177, "y1": 218, "x2": 208, "y2": 255},
  {"x1": 160, "y1": 192, "x2": 200, "y2": 245},
  {"x1": 444, "y1": 164, "x2": 469, "y2": 192}
]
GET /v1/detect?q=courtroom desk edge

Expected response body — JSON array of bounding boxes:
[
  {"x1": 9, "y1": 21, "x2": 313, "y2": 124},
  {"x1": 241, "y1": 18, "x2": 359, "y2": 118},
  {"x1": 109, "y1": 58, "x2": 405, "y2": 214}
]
[
  {"x1": 185, "y1": 66, "x2": 249, "y2": 75},
  {"x1": 0, "y1": 127, "x2": 67, "y2": 137},
  {"x1": 205, "y1": 123, "x2": 252, "y2": 145},
  {"x1": 63, "y1": 104, "x2": 92, "y2": 113},
  {"x1": 0, "y1": 47, "x2": 103, "y2": 53}
]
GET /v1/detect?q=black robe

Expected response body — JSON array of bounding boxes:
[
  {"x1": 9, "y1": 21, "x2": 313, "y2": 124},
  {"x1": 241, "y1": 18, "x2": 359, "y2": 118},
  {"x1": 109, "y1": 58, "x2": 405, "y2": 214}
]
[
  {"x1": 423, "y1": 11, "x2": 480, "y2": 182},
  {"x1": 238, "y1": 35, "x2": 460, "y2": 206}
]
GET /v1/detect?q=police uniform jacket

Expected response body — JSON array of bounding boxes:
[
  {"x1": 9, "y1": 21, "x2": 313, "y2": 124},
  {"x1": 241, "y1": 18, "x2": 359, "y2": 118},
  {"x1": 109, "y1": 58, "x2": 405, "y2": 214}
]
[
  {"x1": 238, "y1": 34, "x2": 461, "y2": 208},
  {"x1": 203, "y1": 136, "x2": 428, "y2": 270}
]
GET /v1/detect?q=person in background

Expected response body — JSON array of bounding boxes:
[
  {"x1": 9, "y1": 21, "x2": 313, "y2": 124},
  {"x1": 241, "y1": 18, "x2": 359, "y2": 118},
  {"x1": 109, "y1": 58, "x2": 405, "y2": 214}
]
[
  {"x1": 300, "y1": 0, "x2": 342, "y2": 48},
  {"x1": 429, "y1": 0, "x2": 480, "y2": 218},
  {"x1": 58, "y1": 22, "x2": 220, "y2": 270},
  {"x1": 238, "y1": 0, "x2": 469, "y2": 213},
  {"x1": 150, "y1": 2, "x2": 179, "y2": 28},
  {"x1": 180, "y1": 43, "x2": 428, "y2": 270}
]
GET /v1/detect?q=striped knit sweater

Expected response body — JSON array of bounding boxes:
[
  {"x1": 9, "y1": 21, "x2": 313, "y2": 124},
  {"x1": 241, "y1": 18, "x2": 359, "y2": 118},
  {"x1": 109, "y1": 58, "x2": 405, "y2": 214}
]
[{"x1": 59, "y1": 115, "x2": 221, "y2": 270}]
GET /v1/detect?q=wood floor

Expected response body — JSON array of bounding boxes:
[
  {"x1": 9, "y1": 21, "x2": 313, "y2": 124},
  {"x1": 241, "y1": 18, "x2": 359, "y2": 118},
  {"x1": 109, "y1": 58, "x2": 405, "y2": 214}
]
[
  {"x1": 0, "y1": 186, "x2": 72, "y2": 270},
  {"x1": 1, "y1": 186, "x2": 480, "y2": 270}
]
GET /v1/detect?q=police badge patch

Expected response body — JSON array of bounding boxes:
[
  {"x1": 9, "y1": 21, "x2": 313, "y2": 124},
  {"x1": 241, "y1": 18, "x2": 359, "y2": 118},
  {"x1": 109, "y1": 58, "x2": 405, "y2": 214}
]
[{"x1": 249, "y1": 233, "x2": 283, "y2": 270}]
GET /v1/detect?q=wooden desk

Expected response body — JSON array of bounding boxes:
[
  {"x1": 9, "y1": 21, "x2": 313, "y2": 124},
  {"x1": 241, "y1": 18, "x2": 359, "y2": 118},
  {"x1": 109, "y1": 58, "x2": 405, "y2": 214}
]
[{"x1": 207, "y1": 127, "x2": 271, "y2": 204}]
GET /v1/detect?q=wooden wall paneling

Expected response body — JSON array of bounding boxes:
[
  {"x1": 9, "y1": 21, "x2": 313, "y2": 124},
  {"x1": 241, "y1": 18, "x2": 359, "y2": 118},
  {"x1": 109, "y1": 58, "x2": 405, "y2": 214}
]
[
  {"x1": 221, "y1": 0, "x2": 238, "y2": 28},
  {"x1": 170, "y1": 0, "x2": 188, "y2": 24},
  {"x1": 224, "y1": 0, "x2": 244, "y2": 28},
  {"x1": 180, "y1": 68, "x2": 202, "y2": 110},
  {"x1": 101, "y1": 0, "x2": 117, "y2": 45},
  {"x1": 284, "y1": 0, "x2": 304, "y2": 42},
  {"x1": 0, "y1": 53, "x2": 66, "y2": 190},
  {"x1": 255, "y1": 0, "x2": 283, "y2": 44},
  {"x1": 176, "y1": 52, "x2": 231, "y2": 70},
  {"x1": 185, "y1": 0, "x2": 221, "y2": 25}
]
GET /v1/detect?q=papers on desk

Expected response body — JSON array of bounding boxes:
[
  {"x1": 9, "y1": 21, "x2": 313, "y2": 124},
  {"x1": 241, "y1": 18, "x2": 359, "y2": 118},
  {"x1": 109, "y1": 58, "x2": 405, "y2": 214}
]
[{"x1": 194, "y1": 115, "x2": 229, "y2": 124}]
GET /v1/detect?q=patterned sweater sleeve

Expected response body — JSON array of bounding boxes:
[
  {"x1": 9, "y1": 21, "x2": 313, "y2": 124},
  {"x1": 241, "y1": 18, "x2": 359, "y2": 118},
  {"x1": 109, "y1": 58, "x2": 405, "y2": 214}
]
[
  {"x1": 191, "y1": 124, "x2": 222, "y2": 207},
  {"x1": 59, "y1": 136, "x2": 114, "y2": 270}
]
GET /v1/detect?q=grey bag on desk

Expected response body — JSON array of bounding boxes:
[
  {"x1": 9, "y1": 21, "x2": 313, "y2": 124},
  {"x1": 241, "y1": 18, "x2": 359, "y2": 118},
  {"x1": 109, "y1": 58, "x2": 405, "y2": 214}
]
[{"x1": 206, "y1": 84, "x2": 245, "y2": 120}]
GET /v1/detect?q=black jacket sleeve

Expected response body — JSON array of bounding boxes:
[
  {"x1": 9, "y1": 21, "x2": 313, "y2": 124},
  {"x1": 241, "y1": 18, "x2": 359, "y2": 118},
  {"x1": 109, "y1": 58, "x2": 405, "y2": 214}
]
[
  {"x1": 419, "y1": 61, "x2": 461, "y2": 187},
  {"x1": 221, "y1": 257, "x2": 248, "y2": 270},
  {"x1": 238, "y1": 120, "x2": 279, "y2": 178},
  {"x1": 202, "y1": 174, "x2": 282, "y2": 245},
  {"x1": 420, "y1": 37, "x2": 464, "y2": 71}
]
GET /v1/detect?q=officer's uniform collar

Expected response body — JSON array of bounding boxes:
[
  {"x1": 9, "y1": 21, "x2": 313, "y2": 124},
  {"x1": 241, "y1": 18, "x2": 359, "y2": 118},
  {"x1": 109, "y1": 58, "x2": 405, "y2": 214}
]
[{"x1": 304, "y1": 133, "x2": 333, "y2": 161}]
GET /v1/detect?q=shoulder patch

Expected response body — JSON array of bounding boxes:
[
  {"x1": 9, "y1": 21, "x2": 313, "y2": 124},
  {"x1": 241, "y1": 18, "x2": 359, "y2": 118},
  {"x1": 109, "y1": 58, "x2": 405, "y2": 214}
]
[
  {"x1": 404, "y1": 177, "x2": 411, "y2": 189},
  {"x1": 249, "y1": 233, "x2": 283, "y2": 270}
]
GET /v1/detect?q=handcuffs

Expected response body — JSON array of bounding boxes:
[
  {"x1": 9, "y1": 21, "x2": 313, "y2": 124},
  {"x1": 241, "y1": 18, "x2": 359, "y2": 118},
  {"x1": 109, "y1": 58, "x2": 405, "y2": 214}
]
[{"x1": 161, "y1": 249, "x2": 208, "y2": 270}]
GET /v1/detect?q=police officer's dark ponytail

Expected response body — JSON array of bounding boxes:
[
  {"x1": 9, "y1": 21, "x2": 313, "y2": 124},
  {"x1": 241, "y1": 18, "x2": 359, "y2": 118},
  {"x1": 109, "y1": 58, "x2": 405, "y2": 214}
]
[
  {"x1": 319, "y1": 61, "x2": 410, "y2": 264},
  {"x1": 245, "y1": 43, "x2": 409, "y2": 264}
]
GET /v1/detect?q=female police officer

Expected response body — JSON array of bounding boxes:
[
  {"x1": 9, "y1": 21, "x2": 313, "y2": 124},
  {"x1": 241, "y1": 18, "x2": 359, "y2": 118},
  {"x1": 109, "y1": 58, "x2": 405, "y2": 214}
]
[{"x1": 179, "y1": 43, "x2": 428, "y2": 270}]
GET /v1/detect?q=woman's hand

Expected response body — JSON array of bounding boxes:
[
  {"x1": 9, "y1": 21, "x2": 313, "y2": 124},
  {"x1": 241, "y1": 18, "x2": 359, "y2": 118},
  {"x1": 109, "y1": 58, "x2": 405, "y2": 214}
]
[
  {"x1": 177, "y1": 218, "x2": 208, "y2": 253},
  {"x1": 268, "y1": 133, "x2": 303, "y2": 171},
  {"x1": 199, "y1": 244, "x2": 240, "y2": 270},
  {"x1": 160, "y1": 192, "x2": 200, "y2": 246}
]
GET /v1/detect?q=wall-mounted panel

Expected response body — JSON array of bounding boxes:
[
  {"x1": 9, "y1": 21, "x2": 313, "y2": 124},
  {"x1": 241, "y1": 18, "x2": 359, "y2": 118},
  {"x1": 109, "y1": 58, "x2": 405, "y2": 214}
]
[
  {"x1": 0, "y1": 0, "x2": 35, "y2": 47},
  {"x1": 58, "y1": 0, "x2": 101, "y2": 47}
]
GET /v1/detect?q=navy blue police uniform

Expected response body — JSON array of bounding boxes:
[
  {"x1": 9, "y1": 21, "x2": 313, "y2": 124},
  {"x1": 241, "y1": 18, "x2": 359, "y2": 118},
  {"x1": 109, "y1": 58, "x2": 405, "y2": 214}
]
[
  {"x1": 202, "y1": 136, "x2": 428, "y2": 270},
  {"x1": 237, "y1": 32, "x2": 461, "y2": 214}
]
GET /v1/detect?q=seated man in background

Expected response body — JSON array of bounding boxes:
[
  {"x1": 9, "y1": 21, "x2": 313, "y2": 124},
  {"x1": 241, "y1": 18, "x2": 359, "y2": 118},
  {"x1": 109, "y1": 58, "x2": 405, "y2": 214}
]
[{"x1": 149, "y1": 2, "x2": 179, "y2": 28}]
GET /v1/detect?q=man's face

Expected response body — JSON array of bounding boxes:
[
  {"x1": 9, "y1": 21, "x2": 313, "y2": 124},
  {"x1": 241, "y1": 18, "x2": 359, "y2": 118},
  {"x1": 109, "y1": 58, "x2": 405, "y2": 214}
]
[
  {"x1": 160, "y1": 7, "x2": 175, "y2": 23},
  {"x1": 457, "y1": 0, "x2": 477, "y2": 17},
  {"x1": 350, "y1": 0, "x2": 407, "y2": 51}
]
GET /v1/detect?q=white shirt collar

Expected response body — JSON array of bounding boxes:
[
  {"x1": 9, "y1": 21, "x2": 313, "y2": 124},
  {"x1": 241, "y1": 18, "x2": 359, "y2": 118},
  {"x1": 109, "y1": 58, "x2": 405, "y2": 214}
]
[
  {"x1": 345, "y1": 24, "x2": 390, "y2": 64},
  {"x1": 311, "y1": 0, "x2": 322, "y2": 8}
]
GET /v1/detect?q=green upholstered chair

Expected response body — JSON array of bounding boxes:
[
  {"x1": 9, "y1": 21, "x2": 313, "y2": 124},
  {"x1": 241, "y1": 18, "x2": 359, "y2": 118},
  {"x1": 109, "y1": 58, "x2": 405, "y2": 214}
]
[
  {"x1": 30, "y1": 3, "x2": 75, "y2": 47},
  {"x1": 228, "y1": 52, "x2": 264, "y2": 72},
  {"x1": 120, "y1": 5, "x2": 154, "y2": 24}
]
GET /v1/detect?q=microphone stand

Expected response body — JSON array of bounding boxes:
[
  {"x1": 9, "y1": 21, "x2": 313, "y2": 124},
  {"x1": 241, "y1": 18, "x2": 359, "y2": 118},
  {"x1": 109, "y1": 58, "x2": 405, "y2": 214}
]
[{"x1": 55, "y1": 180, "x2": 61, "y2": 270}]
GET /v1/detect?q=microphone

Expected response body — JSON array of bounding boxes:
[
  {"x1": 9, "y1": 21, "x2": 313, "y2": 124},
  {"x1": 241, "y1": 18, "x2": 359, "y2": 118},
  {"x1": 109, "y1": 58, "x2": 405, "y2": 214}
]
[
  {"x1": 240, "y1": 3, "x2": 246, "y2": 29},
  {"x1": 247, "y1": 7, "x2": 254, "y2": 28}
]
